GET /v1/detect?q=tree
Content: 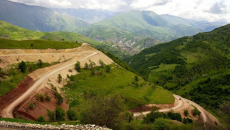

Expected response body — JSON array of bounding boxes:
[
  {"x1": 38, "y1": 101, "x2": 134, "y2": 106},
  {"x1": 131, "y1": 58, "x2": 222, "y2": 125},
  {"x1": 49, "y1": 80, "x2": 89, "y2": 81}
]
[
  {"x1": 55, "y1": 106, "x2": 65, "y2": 121},
  {"x1": 135, "y1": 76, "x2": 139, "y2": 82},
  {"x1": 45, "y1": 93, "x2": 50, "y2": 101},
  {"x1": 47, "y1": 109, "x2": 55, "y2": 121},
  {"x1": 67, "y1": 109, "x2": 78, "y2": 121},
  {"x1": 99, "y1": 59, "x2": 105, "y2": 68},
  {"x1": 80, "y1": 95, "x2": 124, "y2": 128},
  {"x1": 183, "y1": 118, "x2": 193, "y2": 124},
  {"x1": 55, "y1": 92, "x2": 63, "y2": 105},
  {"x1": 18, "y1": 61, "x2": 27, "y2": 73},
  {"x1": 58, "y1": 74, "x2": 62, "y2": 83},
  {"x1": 143, "y1": 111, "x2": 166, "y2": 124},
  {"x1": 75, "y1": 61, "x2": 81, "y2": 72},
  {"x1": 37, "y1": 116, "x2": 45, "y2": 122},
  {"x1": 192, "y1": 107, "x2": 201, "y2": 116},
  {"x1": 84, "y1": 62, "x2": 89, "y2": 69},
  {"x1": 37, "y1": 59, "x2": 43, "y2": 66},
  {"x1": 184, "y1": 110, "x2": 189, "y2": 116},
  {"x1": 105, "y1": 65, "x2": 111, "y2": 73},
  {"x1": 29, "y1": 103, "x2": 34, "y2": 110}
]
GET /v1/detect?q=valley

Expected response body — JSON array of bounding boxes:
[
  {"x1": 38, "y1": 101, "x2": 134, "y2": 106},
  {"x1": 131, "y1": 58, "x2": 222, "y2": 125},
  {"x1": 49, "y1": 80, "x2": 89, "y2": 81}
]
[{"x1": 0, "y1": 0, "x2": 229, "y2": 129}]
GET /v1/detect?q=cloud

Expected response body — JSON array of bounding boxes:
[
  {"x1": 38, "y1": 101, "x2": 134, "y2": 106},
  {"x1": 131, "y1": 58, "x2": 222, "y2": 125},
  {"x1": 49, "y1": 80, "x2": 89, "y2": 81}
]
[
  {"x1": 205, "y1": 1, "x2": 228, "y2": 14},
  {"x1": 7, "y1": 0, "x2": 230, "y2": 22},
  {"x1": 154, "y1": 0, "x2": 171, "y2": 6}
]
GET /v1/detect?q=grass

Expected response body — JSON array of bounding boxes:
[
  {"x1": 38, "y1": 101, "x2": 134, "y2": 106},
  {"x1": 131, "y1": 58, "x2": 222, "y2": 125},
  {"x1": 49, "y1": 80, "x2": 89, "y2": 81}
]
[
  {"x1": 0, "y1": 20, "x2": 130, "y2": 59},
  {"x1": 0, "y1": 38, "x2": 82, "y2": 49},
  {"x1": 0, "y1": 62, "x2": 51, "y2": 96},
  {"x1": 62, "y1": 64, "x2": 174, "y2": 110}
]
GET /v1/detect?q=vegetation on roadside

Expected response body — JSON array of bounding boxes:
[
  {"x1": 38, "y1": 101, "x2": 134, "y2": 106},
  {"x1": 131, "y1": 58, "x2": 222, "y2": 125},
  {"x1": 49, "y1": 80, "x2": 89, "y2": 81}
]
[{"x1": 0, "y1": 61, "x2": 51, "y2": 96}]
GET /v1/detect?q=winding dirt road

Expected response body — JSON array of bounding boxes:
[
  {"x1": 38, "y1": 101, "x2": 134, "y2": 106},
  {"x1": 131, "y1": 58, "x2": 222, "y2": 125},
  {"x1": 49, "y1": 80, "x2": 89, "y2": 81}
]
[
  {"x1": 1, "y1": 52, "x2": 98, "y2": 118},
  {"x1": 133, "y1": 94, "x2": 220, "y2": 125}
]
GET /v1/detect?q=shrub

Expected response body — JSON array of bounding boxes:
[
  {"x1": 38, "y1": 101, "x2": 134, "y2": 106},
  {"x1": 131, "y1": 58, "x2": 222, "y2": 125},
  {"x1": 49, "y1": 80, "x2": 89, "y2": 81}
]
[
  {"x1": 37, "y1": 116, "x2": 45, "y2": 122},
  {"x1": 55, "y1": 92, "x2": 63, "y2": 105},
  {"x1": 84, "y1": 62, "x2": 89, "y2": 69},
  {"x1": 37, "y1": 59, "x2": 43, "y2": 66},
  {"x1": 75, "y1": 61, "x2": 81, "y2": 72},
  {"x1": 18, "y1": 61, "x2": 27, "y2": 73},
  {"x1": 105, "y1": 65, "x2": 111, "y2": 73},
  {"x1": 36, "y1": 94, "x2": 44, "y2": 102},
  {"x1": 45, "y1": 93, "x2": 50, "y2": 101},
  {"x1": 47, "y1": 109, "x2": 55, "y2": 121},
  {"x1": 184, "y1": 110, "x2": 189, "y2": 116},
  {"x1": 56, "y1": 106, "x2": 65, "y2": 121},
  {"x1": 143, "y1": 111, "x2": 167, "y2": 124},
  {"x1": 29, "y1": 103, "x2": 34, "y2": 110},
  {"x1": 167, "y1": 112, "x2": 182, "y2": 122},
  {"x1": 58, "y1": 74, "x2": 62, "y2": 83},
  {"x1": 135, "y1": 76, "x2": 139, "y2": 82},
  {"x1": 67, "y1": 109, "x2": 78, "y2": 121},
  {"x1": 183, "y1": 118, "x2": 193, "y2": 124},
  {"x1": 99, "y1": 59, "x2": 105, "y2": 68},
  {"x1": 192, "y1": 107, "x2": 201, "y2": 116},
  {"x1": 80, "y1": 95, "x2": 124, "y2": 129}
]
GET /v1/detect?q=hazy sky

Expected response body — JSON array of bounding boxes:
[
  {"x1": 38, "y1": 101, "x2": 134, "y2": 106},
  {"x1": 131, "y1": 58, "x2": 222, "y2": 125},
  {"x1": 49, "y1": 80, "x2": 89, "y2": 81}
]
[{"x1": 9, "y1": 0, "x2": 230, "y2": 22}]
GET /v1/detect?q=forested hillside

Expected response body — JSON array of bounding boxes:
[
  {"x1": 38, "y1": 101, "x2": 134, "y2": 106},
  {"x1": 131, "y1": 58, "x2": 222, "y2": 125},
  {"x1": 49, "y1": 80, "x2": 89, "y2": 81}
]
[{"x1": 128, "y1": 24, "x2": 230, "y2": 113}]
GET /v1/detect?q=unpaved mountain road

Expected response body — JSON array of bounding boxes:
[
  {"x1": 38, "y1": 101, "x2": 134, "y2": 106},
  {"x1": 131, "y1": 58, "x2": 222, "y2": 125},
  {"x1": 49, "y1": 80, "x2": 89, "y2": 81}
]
[
  {"x1": 133, "y1": 94, "x2": 220, "y2": 125},
  {"x1": 1, "y1": 52, "x2": 98, "y2": 118}
]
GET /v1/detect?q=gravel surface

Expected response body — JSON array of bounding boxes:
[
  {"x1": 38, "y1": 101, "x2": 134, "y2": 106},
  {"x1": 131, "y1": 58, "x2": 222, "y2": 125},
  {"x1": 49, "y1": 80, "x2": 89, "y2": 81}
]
[{"x1": 0, "y1": 121, "x2": 111, "y2": 130}]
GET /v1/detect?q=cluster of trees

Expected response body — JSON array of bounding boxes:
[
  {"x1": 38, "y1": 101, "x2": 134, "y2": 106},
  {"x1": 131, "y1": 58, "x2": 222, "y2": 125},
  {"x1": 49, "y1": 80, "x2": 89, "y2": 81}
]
[
  {"x1": 38, "y1": 106, "x2": 77, "y2": 122},
  {"x1": 143, "y1": 110, "x2": 193, "y2": 125},
  {"x1": 18, "y1": 59, "x2": 48, "y2": 73},
  {"x1": 188, "y1": 74, "x2": 230, "y2": 109}
]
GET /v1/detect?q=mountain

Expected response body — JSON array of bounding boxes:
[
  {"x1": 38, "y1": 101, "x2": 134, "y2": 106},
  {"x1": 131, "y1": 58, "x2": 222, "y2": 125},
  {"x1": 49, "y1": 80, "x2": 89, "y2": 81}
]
[
  {"x1": 0, "y1": 0, "x2": 89, "y2": 32},
  {"x1": 53, "y1": 8, "x2": 120, "y2": 24},
  {"x1": 0, "y1": 20, "x2": 130, "y2": 59},
  {"x1": 76, "y1": 10, "x2": 202, "y2": 53},
  {"x1": 127, "y1": 24, "x2": 230, "y2": 113},
  {"x1": 186, "y1": 19, "x2": 228, "y2": 32},
  {"x1": 160, "y1": 14, "x2": 193, "y2": 26},
  {"x1": 161, "y1": 14, "x2": 228, "y2": 32}
]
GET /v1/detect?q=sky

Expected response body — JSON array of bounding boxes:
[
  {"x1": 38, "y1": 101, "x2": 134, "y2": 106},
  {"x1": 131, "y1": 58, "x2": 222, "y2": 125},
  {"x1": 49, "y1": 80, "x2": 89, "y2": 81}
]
[{"x1": 9, "y1": 0, "x2": 230, "y2": 22}]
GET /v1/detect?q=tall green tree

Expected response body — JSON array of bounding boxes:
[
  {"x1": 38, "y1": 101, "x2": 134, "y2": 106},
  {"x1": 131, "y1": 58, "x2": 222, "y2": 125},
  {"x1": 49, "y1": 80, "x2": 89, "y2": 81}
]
[
  {"x1": 56, "y1": 106, "x2": 66, "y2": 121},
  {"x1": 18, "y1": 61, "x2": 27, "y2": 73},
  {"x1": 75, "y1": 61, "x2": 81, "y2": 72}
]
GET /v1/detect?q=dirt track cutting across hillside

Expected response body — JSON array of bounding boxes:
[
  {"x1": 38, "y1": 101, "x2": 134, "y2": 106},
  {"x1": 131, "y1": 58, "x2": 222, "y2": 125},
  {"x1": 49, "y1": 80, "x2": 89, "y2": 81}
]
[
  {"x1": 0, "y1": 43, "x2": 113, "y2": 119},
  {"x1": 132, "y1": 94, "x2": 220, "y2": 126}
]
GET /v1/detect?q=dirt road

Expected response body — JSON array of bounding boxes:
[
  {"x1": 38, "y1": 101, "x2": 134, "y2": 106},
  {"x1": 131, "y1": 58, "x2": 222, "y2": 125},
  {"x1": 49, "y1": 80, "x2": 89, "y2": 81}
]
[
  {"x1": 1, "y1": 52, "x2": 98, "y2": 118},
  {"x1": 133, "y1": 94, "x2": 220, "y2": 125}
]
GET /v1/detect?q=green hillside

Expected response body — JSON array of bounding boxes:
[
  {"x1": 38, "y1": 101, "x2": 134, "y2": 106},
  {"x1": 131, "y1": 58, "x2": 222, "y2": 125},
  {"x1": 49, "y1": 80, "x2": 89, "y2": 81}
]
[
  {"x1": 63, "y1": 64, "x2": 174, "y2": 110},
  {"x1": 0, "y1": 20, "x2": 130, "y2": 59},
  {"x1": 0, "y1": 0, "x2": 88, "y2": 32},
  {"x1": 127, "y1": 24, "x2": 230, "y2": 113},
  {"x1": 76, "y1": 10, "x2": 201, "y2": 45},
  {"x1": 132, "y1": 37, "x2": 160, "y2": 51}
]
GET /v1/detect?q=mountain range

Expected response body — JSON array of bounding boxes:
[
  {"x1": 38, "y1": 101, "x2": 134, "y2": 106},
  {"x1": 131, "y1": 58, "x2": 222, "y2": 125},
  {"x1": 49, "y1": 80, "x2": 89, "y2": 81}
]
[
  {"x1": 0, "y1": 0, "x2": 228, "y2": 54},
  {"x1": 0, "y1": 0, "x2": 89, "y2": 32}
]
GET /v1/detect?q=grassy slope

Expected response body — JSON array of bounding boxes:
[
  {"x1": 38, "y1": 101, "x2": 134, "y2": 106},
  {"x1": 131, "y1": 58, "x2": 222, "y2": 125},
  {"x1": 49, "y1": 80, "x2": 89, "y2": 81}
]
[
  {"x1": 0, "y1": 39, "x2": 82, "y2": 49},
  {"x1": 0, "y1": 20, "x2": 130, "y2": 59},
  {"x1": 128, "y1": 24, "x2": 230, "y2": 113},
  {"x1": 0, "y1": 62, "x2": 51, "y2": 96},
  {"x1": 63, "y1": 64, "x2": 174, "y2": 110}
]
